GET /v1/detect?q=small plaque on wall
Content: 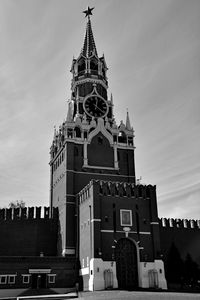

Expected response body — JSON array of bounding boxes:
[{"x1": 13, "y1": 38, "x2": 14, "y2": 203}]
[{"x1": 120, "y1": 209, "x2": 132, "y2": 226}]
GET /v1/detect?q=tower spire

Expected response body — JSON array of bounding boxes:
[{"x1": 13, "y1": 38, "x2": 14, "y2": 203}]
[{"x1": 81, "y1": 7, "x2": 97, "y2": 57}]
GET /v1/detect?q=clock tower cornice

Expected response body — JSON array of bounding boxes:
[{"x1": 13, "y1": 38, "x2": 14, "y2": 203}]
[{"x1": 71, "y1": 77, "x2": 108, "y2": 92}]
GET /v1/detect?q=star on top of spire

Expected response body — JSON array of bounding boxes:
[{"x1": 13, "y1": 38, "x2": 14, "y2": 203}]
[
  {"x1": 83, "y1": 6, "x2": 94, "y2": 18},
  {"x1": 81, "y1": 7, "x2": 97, "y2": 57}
]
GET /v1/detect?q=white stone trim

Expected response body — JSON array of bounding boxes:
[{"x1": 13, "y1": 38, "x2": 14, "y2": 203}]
[
  {"x1": 88, "y1": 118, "x2": 113, "y2": 145},
  {"x1": 91, "y1": 219, "x2": 101, "y2": 222},
  {"x1": 80, "y1": 267, "x2": 89, "y2": 276},
  {"x1": 120, "y1": 209, "x2": 133, "y2": 226},
  {"x1": 100, "y1": 230, "x2": 151, "y2": 235},
  {"x1": 65, "y1": 194, "x2": 75, "y2": 198},
  {"x1": 63, "y1": 248, "x2": 75, "y2": 255},
  {"x1": 47, "y1": 274, "x2": 56, "y2": 284},
  {"x1": 72, "y1": 77, "x2": 108, "y2": 91},
  {"x1": 114, "y1": 143, "x2": 119, "y2": 169},
  {"x1": 8, "y1": 275, "x2": 16, "y2": 284},
  {"x1": 29, "y1": 269, "x2": 51, "y2": 274},
  {"x1": 65, "y1": 168, "x2": 135, "y2": 178},
  {"x1": 83, "y1": 165, "x2": 118, "y2": 170},
  {"x1": 22, "y1": 274, "x2": 31, "y2": 284},
  {"x1": 88, "y1": 258, "x2": 118, "y2": 291},
  {"x1": 117, "y1": 144, "x2": 135, "y2": 150},
  {"x1": 83, "y1": 140, "x2": 88, "y2": 166},
  {"x1": 150, "y1": 222, "x2": 159, "y2": 225},
  {"x1": 0, "y1": 274, "x2": 16, "y2": 285},
  {"x1": 0, "y1": 275, "x2": 7, "y2": 284}
]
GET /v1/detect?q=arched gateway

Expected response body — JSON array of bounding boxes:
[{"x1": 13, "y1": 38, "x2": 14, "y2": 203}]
[{"x1": 115, "y1": 238, "x2": 138, "y2": 289}]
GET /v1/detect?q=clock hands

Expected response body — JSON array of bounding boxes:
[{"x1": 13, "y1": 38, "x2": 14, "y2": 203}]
[{"x1": 93, "y1": 103, "x2": 105, "y2": 115}]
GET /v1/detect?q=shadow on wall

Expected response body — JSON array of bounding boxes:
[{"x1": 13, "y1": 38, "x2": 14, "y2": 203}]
[{"x1": 164, "y1": 242, "x2": 200, "y2": 291}]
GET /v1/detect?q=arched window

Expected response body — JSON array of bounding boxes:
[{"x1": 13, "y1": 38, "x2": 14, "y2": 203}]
[
  {"x1": 90, "y1": 58, "x2": 98, "y2": 74},
  {"x1": 78, "y1": 59, "x2": 86, "y2": 74},
  {"x1": 67, "y1": 129, "x2": 73, "y2": 138},
  {"x1": 84, "y1": 131, "x2": 87, "y2": 139},
  {"x1": 102, "y1": 67, "x2": 106, "y2": 77},
  {"x1": 74, "y1": 127, "x2": 81, "y2": 138},
  {"x1": 118, "y1": 131, "x2": 127, "y2": 143}
]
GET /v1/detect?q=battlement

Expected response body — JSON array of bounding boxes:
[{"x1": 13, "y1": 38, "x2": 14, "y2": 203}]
[
  {"x1": 159, "y1": 217, "x2": 200, "y2": 229},
  {"x1": 0, "y1": 206, "x2": 58, "y2": 221},
  {"x1": 78, "y1": 179, "x2": 156, "y2": 205},
  {"x1": 98, "y1": 181, "x2": 156, "y2": 198}
]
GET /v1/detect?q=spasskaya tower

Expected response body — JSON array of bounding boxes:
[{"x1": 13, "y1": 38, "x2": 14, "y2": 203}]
[{"x1": 49, "y1": 7, "x2": 135, "y2": 256}]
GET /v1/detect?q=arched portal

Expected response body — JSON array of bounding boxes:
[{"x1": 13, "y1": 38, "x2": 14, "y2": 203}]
[{"x1": 115, "y1": 238, "x2": 138, "y2": 290}]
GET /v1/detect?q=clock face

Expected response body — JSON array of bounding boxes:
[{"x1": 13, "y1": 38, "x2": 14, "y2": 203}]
[{"x1": 83, "y1": 95, "x2": 108, "y2": 118}]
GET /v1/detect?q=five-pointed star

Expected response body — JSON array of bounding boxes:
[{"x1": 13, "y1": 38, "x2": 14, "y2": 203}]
[{"x1": 83, "y1": 6, "x2": 94, "y2": 18}]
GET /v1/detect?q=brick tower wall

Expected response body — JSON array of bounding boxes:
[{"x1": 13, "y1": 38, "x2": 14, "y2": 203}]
[{"x1": 79, "y1": 180, "x2": 162, "y2": 264}]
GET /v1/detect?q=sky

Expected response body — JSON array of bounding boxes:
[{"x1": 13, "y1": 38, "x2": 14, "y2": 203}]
[{"x1": 0, "y1": 0, "x2": 200, "y2": 219}]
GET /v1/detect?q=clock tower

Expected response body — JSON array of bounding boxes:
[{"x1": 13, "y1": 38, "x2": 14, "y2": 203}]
[
  {"x1": 49, "y1": 8, "x2": 167, "y2": 291},
  {"x1": 49, "y1": 7, "x2": 136, "y2": 257}
]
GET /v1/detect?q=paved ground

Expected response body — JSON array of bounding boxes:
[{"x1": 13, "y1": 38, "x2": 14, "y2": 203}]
[
  {"x1": 1, "y1": 290, "x2": 200, "y2": 300},
  {"x1": 78, "y1": 290, "x2": 200, "y2": 300}
]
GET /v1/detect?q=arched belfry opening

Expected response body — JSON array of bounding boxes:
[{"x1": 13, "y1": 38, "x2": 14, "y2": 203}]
[
  {"x1": 118, "y1": 131, "x2": 127, "y2": 144},
  {"x1": 78, "y1": 58, "x2": 86, "y2": 75},
  {"x1": 90, "y1": 57, "x2": 98, "y2": 74},
  {"x1": 74, "y1": 126, "x2": 81, "y2": 138},
  {"x1": 87, "y1": 132, "x2": 114, "y2": 168},
  {"x1": 115, "y1": 238, "x2": 138, "y2": 290}
]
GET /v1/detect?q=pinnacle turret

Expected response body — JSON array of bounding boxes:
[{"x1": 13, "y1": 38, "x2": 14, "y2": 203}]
[
  {"x1": 126, "y1": 110, "x2": 132, "y2": 130},
  {"x1": 66, "y1": 101, "x2": 73, "y2": 122}
]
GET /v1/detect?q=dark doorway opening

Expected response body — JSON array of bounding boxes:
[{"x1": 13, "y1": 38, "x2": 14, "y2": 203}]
[
  {"x1": 31, "y1": 274, "x2": 47, "y2": 289},
  {"x1": 115, "y1": 238, "x2": 138, "y2": 290}
]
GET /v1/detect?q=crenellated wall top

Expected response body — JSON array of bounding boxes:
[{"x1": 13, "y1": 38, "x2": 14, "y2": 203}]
[
  {"x1": 159, "y1": 217, "x2": 200, "y2": 230},
  {"x1": 0, "y1": 206, "x2": 58, "y2": 221},
  {"x1": 78, "y1": 180, "x2": 156, "y2": 205}
]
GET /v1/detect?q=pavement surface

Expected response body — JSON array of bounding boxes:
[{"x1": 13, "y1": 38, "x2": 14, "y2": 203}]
[
  {"x1": 78, "y1": 290, "x2": 200, "y2": 300},
  {"x1": 1, "y1": 290, "x2": 200, "y2": 300}
]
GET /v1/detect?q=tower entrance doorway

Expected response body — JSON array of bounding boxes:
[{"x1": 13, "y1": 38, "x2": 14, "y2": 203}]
[
  {"x1": 32, "y1": 274, "x2": 47, "y2": 289},
  {"x1": 29, "y1": 269, "x2": 51, "y2": 289},
  {"x1": 115, "y1": 238, "x2": 138, "y2": 290},
  {"x1": 31, "y1": 274, "x2": 47, "y2": 289}
]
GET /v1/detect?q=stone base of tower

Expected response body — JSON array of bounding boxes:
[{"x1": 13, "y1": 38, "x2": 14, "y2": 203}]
[
  {"x1": 80, "y1": 258, "x2": 118, "y2": 291},
  {"x1": 80, "y1": 258, "x2": 167, "y2": 291},
  {"x1": 139, "y1": 260, "x2": 167, "y2": 290}
]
